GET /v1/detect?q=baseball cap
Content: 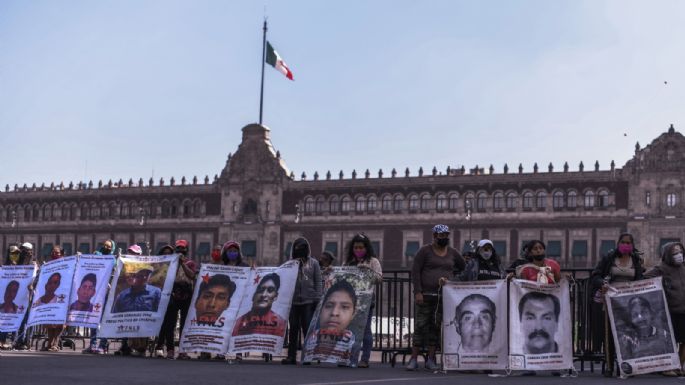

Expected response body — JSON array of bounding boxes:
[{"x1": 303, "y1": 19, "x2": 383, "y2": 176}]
[
  {"x1": 9, "y1": 245, "x2": 19, "y2": 253},
  {"x1": 175, "y1": 240, "x2": 189, "y2": 249},
  {"x1": 21, "y1": 242, "x2": 33, "y2": 250},
  {"x1": 127, "y1": 245, "x2": 143, "y2": 255},
  {"x1": 432, "y1": 224, "x2": 450, "y2": 234},
  {"x1": 477, "y1": 239, "x2": 494, "y2": 249}
]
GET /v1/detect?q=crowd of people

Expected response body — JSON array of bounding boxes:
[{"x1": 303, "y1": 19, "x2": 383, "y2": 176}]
[{"x1": 1, "y1": 225, "x2": 684, "y2": 378}]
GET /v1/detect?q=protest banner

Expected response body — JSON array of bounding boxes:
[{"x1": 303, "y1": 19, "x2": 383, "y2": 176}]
[
  {"x1": 442, "y1": 279, "x2": 507, "y2": 370},
  {"x1": 508, "y1": 278, "x2": 572, "y2": 371},
  {"x1": 606, "y1": 277, "x2": 680, "y2": 376},
  {"x1": 179, "y1": 264, "x2": 250, "y2": 354},
  {"x1": 0, "y1": 265, "x2": 37, "y2": 332},
  {"x1": 229, "y1": 260, "x2": 298, "y2": 355},
  {"x1": 99, "y1": 254, "x2": 178, "y2": 338},
  {"x1": 302, "y1": 266, "x2": 374, "y2": 366},
  {"x1": 27, "y1": 256, "x2": 77, "y2": 327},
  {"x1": 66, "y1": 254, "x2": 116, "y2": 328}
]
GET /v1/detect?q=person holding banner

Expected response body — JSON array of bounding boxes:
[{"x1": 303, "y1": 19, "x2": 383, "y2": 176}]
[
  {"x1": 645, "y1": 241, "x2": 685, "y2": 376},
  {"x1": 41, "y1": 246, "x2": 65, "y2": 352},
  {"x1": 343, "y1": 234, "x2": 382, "y2": 368},
  {"x1": 407, "y1": 224, "x2": 464, "y2": 371},
  {"x1": 515, "y1": 240, "x2": 560, "y2": 284},
  {"x1": 282, "y1": 237, "x2": 322, "y2": 365},
  {"x1": 1, "y1": 244, "x2": 34, "y2": 350},
  {"x1": 590, "y1": 233, "x2": 644, "y2": 377},
  {"x1": 83, "y1": 239, "x2": 117, "y2": 355},
  {"x1": 457, "y1": 239, "x2": 506, "y2": 282}
]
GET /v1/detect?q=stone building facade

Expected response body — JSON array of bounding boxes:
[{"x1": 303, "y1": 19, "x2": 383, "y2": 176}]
[{"x1": 1, "y1": 123, "x2": 684, "y2": 270}]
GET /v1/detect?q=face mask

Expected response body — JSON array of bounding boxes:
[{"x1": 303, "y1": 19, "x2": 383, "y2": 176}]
[
  {"x1": 618, "y1": 244, "x2": 633, "y2": 255},
  {"x1": 354, "y1": 250, "x2": 366, "y2": 260},
  {"x1": 227, "y1": 251, "x2": 240, "y2": 261},
  {"x1": 533, "y1": 254, "x2": 545, "y2": 261},
  {"x1": 673, "y1": 253, "x2": 684, "y2": 265},
  {"x1": 211, "y1": 250, "x2": 221, "y2": 262},
  {"x1": 481, "y1": 251, "x2": 492, "y2": 260},
  {"x1": 293, "y1": 248, "x2": 308, "y2": 259},
  {"x1": 436, "y1": 238, "x2": 450, "y2": 247}
]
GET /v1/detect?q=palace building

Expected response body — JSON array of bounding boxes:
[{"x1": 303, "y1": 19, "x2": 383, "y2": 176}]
[{"x1": 1, "y1": 123, "x2": 684, "y2": 269}]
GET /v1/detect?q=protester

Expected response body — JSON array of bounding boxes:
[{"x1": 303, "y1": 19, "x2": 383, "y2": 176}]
[
  {"x1": 318, "y1": 251, "x2": 335, "y2": 269},
  {"x1": 41, "y1": 246, "x2": 65, "y2": 352},
  {"x1": 407, "y1": 224, "x2": 464, "y2": 371},
  {"x1": 12, "y1": 242, "x2": 35, "y2": 350},
  {"x1": 83, "y1": 240, "x2": 116, "y2": 354},
  {"x1": 114, "y1": 244, "x2": 144, "y2": 357},
  {"x1": 342, "y1": 234, "x2": 382, "y2": 368},
  {"x1": 154, "y1": 240, "x2": 196, "y2": 359},
  {"x1": 282, "y1": 237, "x2": 322, "y2": 365},
  {"x1": 457, "y1": 239, "x2": 506, "y2": 282},
  {"x1": 590, "y1": 233, "x2": 644, "y2": 377},
  {"x1": 514, "y1": 240, "x2": 561, "y2": 283},
  {"x1": 210, "y1": 244, "x2": 222, "y2": 263},
  {"x1": 644, "y1": 241, "x2": 685, "y2": 376}
]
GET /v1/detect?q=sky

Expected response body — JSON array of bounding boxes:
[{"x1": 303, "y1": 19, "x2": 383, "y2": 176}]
[{"x1": 2, "y1": 0, "x2": 685, "y2": 188}]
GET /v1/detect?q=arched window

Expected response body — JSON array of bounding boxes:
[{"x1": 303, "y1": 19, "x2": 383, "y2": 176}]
[
  {"x1": 464, "y1": 193, "x2": 474, "y2": 212},
  {"x1": 536, "y1": 191, "x2": 547, "y2": 209},
  {"x1": 567, "y1": 191, "x2": 577, "y2": 208},
  {"x1": 436, "y1": 194, "x2": 447, "y2": 210},
  {"x1": 598, "y1": 190, "x2": 610, "y2": 207},
  {"x1": 506, "y1": 192, "x2": 517, "y2": 209},
  {"x1": 523, "y1": 192, "x2": 534, "y2": 209},
  {"x1": 367, "y1": 195, "x2": 377, "y2": 211},
  {"x1": 408, "y1": 194, "x2": 419, "y2": 210},
  {"x1": 493, "y1": 192, "x2": 504, "y2": 210},
  {"x1": 553, "y1": 191, "x2": 564, "y2": 209},
  {"x1": 448, "y1": 194, "x2": 459, "y2": 210},
  {"x1": 329, "y1": 196, "x2": 339, "y2": 213},
  {"x1": 355, "y1": 196, "x2": 365, "y2": 212},
  {"x1": 667, "y1": 193, "x2": 677, "y2": 208},
  {"x1": 315, "y1": 197, "x2": 326, "y2": 213},
  {"x1": 382, "y1": 195, "x2": 392, "y2": 212},
  {"x1": 393, "y1": 195, "x2": 404, "y2": 211},
  {"x1": 476, "y1": 192, "x2": 487, "y2": 211},
  {"x1": 341, "y1": 196, "x2": 352, "y2": 213},
  {"x1": 420, "y1": 194, "x2": 431, "y2": 210},
  {"x1": 304, "y1": 197, "x2": 315, "y2": 213},
  {"x1": 584, "y1": 191, "x2": 595, "y2": 208}
]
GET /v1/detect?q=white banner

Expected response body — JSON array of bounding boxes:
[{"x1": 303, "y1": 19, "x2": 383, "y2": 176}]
[
  {"x1": 442, "y1": 280, "x2": 507, "y2": 370},
  {"x1": 27, "y1": 256, "x2": 77, "y2": 327},
  {"x1": 179, "y1": 264, "x2": 250, "y2": 354},
  {"x1": 606, "y1": 277, "x2": 680, "y2": 376},
  {"x1": 66, "y1": 254, "x2": 116, "y2": 328},
  {"x1": 508, "y1": 279, "x2": 572, "y2": 371},
  {"x1": 302, "y1": 267, "x2": 375, "y2": 365},
  {"x1": 0, "y1": 265, "x2": 37, "y2": 332},
  {"x1": 99, "y1": 254, "x2": 178, "y2": 338},
  {"x1": 229, "y1": 261, "x2": 298, "y2": 355}
]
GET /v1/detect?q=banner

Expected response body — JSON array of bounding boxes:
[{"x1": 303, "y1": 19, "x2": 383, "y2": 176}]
[
  {"x1": 0, "y1": 265, "x2": 37, "y2": 332},
  {"x1": 179, "y1": 264, "x2": 250, "y2": 354},
  {"x1": 302, "y1": 267, "x2": 375, "y2": 365},
  {"x1": 229, "y1": 261, "x2": 298, "y2": 355},
  {"x1": 27, "y1": 256, "x2": 77, "y2": 327},
  {"x1": 606, "y1": 277, "x2": 680, "y2": 376},
  {"x1": 508, "y1": 279, "x2": 572, "y2": 371},
  {"x1": 66, "y1": 254, "x2": 116, "y2": 328},
  {"x1": 442, "y1": 280, "x2": 507, "y2": 370},
  {"x1": 99, "y1": 254, "x2": 178, "y2": 338}
]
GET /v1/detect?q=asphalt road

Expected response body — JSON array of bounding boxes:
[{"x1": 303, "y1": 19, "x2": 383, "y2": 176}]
[{"x1": 1, "y1": 350, "x2": 683, "y2": 385}]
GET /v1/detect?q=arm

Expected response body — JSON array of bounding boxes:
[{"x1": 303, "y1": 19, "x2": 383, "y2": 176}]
[
  {"x1": 368, "y1": 258, "x2": 383, "y2": 283},
  {"x1": 312, "y1": 259, "x2": 323, "y2": 295},
  {"x1": 590, "y1": 255, "x2": 609, "y2": 290},
  {"x1": 456, "y1": 259, "x2": 476, "y2": 282},
  {"x1": 411, "y1": 247, "x2": 425, "y2": 294},
  {"x1": 179, "y1": 257, "x2": 197, "y2": 280}
]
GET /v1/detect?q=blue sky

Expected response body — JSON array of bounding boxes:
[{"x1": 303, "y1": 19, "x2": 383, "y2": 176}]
[{"x1": 1, "y1": 0, "x2": 684, "y2": 188}]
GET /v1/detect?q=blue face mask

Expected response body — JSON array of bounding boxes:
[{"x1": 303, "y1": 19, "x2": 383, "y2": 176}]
[{"x1": 227, "y1": 251, "x2": 240, "y2": 260}]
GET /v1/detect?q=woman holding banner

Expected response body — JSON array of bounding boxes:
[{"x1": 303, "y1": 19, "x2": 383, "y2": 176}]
[
  {"x1": 590, "y1": 233, "x2": 644, "y2": 377},
  {"x1": 42, "y1": 245, "x2": 65, "y2": 352},
  {"x1": 514, "y1": 240, "x2": 561, "y2": 284},
  {"x1": 645, "y1": 241, "x2": 685, "y2": 376},
  {"x1": 343, "y1": 234, "x2": 382, "y2": 368},
  {"x1": 457, "y1": 239, "x2": 506, "y2": 282}
]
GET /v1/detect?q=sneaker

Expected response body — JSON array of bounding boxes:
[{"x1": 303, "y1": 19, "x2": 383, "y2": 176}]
[
  {"x1": 358, "y1": 361, "x2": 369, "y2": 368},
  {"x1": 81, "y1": 347, "x2": 95, "y2": 354},
  {"x1": 155, "y1": 349, "x2": 165, "y2": 358},
  {"x1": 166, "y1": 350, "x2": 175, "y2": 360},
  {"x1": 93, "y1": 347, "x2": 106, "y2": 355},
  {"x1": 405, "y1": 358, "x2": 419, "y2": 371},
  {"x1": 425, "y1": 358, "x2": 439, "y2": 371}
]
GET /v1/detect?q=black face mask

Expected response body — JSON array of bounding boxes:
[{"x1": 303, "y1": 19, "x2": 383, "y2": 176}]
[
  {"x1": 436, "y1": 238, "x2": 450, "y2": 248},
  {"x1": 293, "y1": 248, "x2": 308, "y2": 259},
  {"x1": 532, "y1": 254, "x2": 546, "y2": 261}
]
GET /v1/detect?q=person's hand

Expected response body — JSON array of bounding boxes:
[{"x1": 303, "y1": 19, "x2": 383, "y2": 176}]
[
  {"x1": 438, "y1": 277, "x2": 448, "y2": 286},
  {"x1": 324, "y1": 267, "x2": 333, "y2": 274},
  {"x1": 600, "y1": 283, "x2": 609, "y2": 294},
  {"x1": 506, "y1": 272, "x2": 514, "y2": 282},
  {"x1": 415, "y1": 293, "x2": 424, "y2": 305}
]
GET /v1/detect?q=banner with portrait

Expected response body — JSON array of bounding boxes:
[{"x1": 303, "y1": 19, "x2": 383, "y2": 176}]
[
  {"x1": 606, "y1": 277, "x2": 680, "y2": 377},
  {"x1": 508, "y1": 279, "x2": 572, "y2": 371},
  {"x1": 442, "y1": 279, "x2": 507, "y2": 370},
  {"x1": 228, "y1": 260, "x2": 298, "y2": 355},
  {"x1": 179, "y1": 264, "x2": 250, "y2": 354},
  {"x1": 66, "y1": 254, "x2": 116, "y2": 328},
  {"x1": 302, "y1": 267, "x2": 375, "y2": 366},
  {"x1": 99, "y1": 254, "x2": 179, "y2": 338},
  {"x1": 27, "y1": 256, "x2": 77, "y2": 327},
  {"x1": 0, "y1": 265, "x2": 37, "y2": 332}
]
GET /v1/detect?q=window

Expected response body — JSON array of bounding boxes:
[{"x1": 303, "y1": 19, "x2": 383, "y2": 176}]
[
  {"x1": 506, "y1": 193, "x2": 517, "y2": 209},
  {"x1": 493, "y1": 193, "x2": 504, "y2": 210},
  {"x1": 371, "y1": 241, "x2": 381, "y2": 259},
  {"x1": 584, "y1": 191, "x2": 595, "y2": 208},
  {"x1": 315, "y1": 197, "x2": 326, "y2": 213},
  {"x1": 599, "y1": 240, "x2": 614, "y2": 257},
  {"x1": 341, "y1": 197, "x2": 352, "y2": 213},
  {"x1": 493, "y1": 241, "x2": 507, "y2": 258},
  {"x1": 523, "y1": 192, "x2": 534, "y2": 209},
  {"x1": 367, "y1": 196, "x2": 377, "y2": 211},
  {"x1": 393, "y1": 195, "x2": 404, "y2": 211},
  {"x1": 324, "y1": 242, "x2": 339, "y2": 257},
  {"x1": 382, "y1": 196, "x2": 392, "y2": 212},
  {"x1": 78, "y1": 243, "x2": 90, "y2": 254},
  {"x1": 476, "y1": 193, "x2": 487, "y2": 211},
  {"x1": 41, "y1": 243, "x2": 54, "y2": 260},
  {"x1": 355, "y1": 197, "x2": 365, "y2": 212},
  {"x1": 567, "y1": 191, "x2": 577, "y2": 208},
  {"x1": 420, "y1": 194, "x2": 431, "y2": 211},
  {"x1": 448, "y1": 194, "x2": 459, "y2": 210},
  {"x1": 436, "y1": 194, "x2": 447, "y2": 210},
  {"x1": 241, "y1": 240, "x2": 257, "y2": 258},
  {"x1": 408, "y1": 194, "x2": 419, "y2": 210},
  {"x1": 598, "y1": 190, "x2": 610, "y2": 207},
  {"x1": 547, "y1": 241, "x2": 561, "y2": 258},
  {"x1": 304, "y1": 197, "x2": 315, "y2": 213},
  {"x1": 571, "y1": 240, "x2": 588, "y2": 258},
  {"x1": 118, "y1": 243, "x2": 128, "y2": 254},
  {"x1": 667, "y1": 193, "x2": 677, "y2": 207},
  {"x1": 62, "y1": 243, "x2": 73, "y2": 256},
  {"x1": 405, "y1": 241, "x2": 420, "y2": 257},
  {"x1": 553, "y1": 191, "x2": 564, "y2": 209},
  {"x1": 329, "y1": 197, "x2": 339, "y2": 213},
  {"x1": 464, "y1": 194, "x2": 474, "y2": 212},
  {"x1": 535, "y1": 191, "x2": 546, "y2": 209},
  {"x1": 196, "y1": 242, "x2": 211, "y2": 260}
]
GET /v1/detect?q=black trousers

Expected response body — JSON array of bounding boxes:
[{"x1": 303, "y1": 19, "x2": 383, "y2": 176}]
[
  {"x1": 157, "y1": 296, "x2": 191, "y2": 351},
  {"x1": 287, "y1": 303, "x2": 316, "y2": 360}
]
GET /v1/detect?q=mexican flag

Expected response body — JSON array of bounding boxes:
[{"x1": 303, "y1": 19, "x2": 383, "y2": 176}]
[{"x1": 266, "y1": 41, "x2": 294, "y2": 81}]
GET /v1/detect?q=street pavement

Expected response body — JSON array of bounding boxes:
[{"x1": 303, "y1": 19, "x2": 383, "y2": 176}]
[{"x1": 1, "y1": 350, "x2": 684, "y2": 385}]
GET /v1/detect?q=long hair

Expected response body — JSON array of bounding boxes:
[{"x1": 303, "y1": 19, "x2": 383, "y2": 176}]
[{"x1": 344, "y1": 233, "x2": 376, "y2": 266}]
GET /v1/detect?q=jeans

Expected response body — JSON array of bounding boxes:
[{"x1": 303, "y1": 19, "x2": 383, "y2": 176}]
[
  {"x1": 89, "y1": 328, "x2": 108, "y2": 349},
  {"x1": 287, "y1": 303, "x2": 316, "y2": 360},
  {"x1": 360, "y1": 303, "x2": 375, "y2": 362}
]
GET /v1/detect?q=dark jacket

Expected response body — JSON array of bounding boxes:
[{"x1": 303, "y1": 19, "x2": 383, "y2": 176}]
[
  {"x1": 645, "y1": 242, "x2": 685, "y2": 314},
  {"x1": 291, "y1": 238, "x2": 322, "y2": 305},
  {"x1": 590, "y1": 249, "x2": 644, "y2": 292},
  {"x1": 457, "y1": 255, "x2": 506, "y2": 281}
]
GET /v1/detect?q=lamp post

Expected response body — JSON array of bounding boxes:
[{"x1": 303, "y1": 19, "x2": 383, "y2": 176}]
[
  {"x1": 11, "y1": 210, "x2": 17, "y2": 243},
  {"x1": 465, "y1": 200, "x2": 472, "y2": 246},
  {"x1": 294, "y1": 204, "x2": 302, "y2": 224}
]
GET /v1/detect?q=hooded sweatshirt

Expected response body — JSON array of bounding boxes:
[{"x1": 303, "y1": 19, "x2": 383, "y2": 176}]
[
  {"x1": 291, "y1": 237, "x2": 322, "y2": 305},
  {"x1": 95, "y1": 240, "x2": 117, "y2": 256},
  {"x1": 645, "y1": 242, "x2": 685, "y2": 314}
]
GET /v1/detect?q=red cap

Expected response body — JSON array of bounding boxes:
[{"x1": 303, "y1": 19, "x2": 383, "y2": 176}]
[{"x1": 175, "y1": 239, "x2": 189, "y2": 248}]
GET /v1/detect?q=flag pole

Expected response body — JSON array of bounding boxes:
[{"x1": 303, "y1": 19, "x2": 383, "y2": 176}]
[{"x1": 259, "y1": 19, "x2": 267, "y2": 125}]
